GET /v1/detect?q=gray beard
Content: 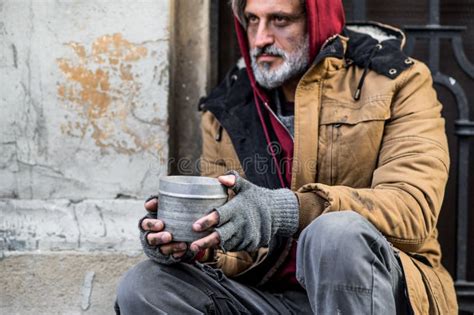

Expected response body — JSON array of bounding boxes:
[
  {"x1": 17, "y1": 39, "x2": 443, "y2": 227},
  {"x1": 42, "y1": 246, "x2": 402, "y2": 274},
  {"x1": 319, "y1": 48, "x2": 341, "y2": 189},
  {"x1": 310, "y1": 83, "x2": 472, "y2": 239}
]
[{"x1": 250, "y1": 36, "x2": 310, "y2": 90}]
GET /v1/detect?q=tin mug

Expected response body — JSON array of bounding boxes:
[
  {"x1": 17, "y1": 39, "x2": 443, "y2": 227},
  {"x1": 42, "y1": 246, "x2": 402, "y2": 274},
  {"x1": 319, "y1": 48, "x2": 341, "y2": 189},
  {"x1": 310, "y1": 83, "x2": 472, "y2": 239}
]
[{"x1": 157, "y1": 176, "x2": 228, "y2": 242}]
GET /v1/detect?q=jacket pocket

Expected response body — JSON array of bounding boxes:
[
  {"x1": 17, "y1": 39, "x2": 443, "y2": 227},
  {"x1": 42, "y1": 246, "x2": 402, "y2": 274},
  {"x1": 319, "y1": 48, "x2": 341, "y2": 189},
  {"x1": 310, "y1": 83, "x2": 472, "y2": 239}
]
[
  {"x1": 318, "y1": 97, "x2": 391, "y2": 187},
  {"x1": 319, "y1": 96, "x2": 391, "y2": 125}
]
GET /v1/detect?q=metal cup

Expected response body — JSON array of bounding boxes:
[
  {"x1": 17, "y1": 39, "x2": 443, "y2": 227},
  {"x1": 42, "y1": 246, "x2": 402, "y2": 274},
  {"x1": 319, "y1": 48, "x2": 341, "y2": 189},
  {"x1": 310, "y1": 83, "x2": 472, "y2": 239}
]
[{"x1": 157, "y1": 176, "x2": 228, "y2": 242}]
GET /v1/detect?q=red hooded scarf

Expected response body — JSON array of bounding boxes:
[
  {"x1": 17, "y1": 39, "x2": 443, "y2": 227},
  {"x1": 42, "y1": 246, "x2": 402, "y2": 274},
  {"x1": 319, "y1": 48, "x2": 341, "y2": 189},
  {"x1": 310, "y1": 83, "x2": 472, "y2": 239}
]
[{"x1": 234, "y1": 0, "x2": 345, "y2": 188}]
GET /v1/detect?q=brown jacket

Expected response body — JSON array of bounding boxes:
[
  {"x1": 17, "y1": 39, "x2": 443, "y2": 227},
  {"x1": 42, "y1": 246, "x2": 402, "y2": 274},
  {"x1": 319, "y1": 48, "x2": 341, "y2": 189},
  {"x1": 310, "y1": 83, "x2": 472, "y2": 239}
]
[{"x1": 199, "y1": 27, "x2": 457, "y2": 314}]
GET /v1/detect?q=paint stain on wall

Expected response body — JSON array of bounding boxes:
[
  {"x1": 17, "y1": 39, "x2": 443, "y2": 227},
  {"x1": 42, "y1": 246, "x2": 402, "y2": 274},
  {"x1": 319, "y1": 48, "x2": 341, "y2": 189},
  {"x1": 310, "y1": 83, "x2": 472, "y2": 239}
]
[{"x1": 57, "y1": 33, "x2": 165, "y2": 155}]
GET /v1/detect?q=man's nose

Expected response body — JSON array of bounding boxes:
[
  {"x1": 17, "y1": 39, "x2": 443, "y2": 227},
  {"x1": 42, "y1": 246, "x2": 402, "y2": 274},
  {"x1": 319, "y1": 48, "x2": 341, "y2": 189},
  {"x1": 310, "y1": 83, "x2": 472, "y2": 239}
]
[{"x1": 254, "y1": 22, "x2": 274, "y2": 48}]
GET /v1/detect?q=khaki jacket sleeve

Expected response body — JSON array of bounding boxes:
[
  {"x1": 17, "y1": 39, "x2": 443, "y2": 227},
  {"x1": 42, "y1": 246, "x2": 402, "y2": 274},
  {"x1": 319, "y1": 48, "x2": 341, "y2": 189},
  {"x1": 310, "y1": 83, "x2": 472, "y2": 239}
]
[{"x1": 297, "y1": 62, "x2": 450, "y2": 253}]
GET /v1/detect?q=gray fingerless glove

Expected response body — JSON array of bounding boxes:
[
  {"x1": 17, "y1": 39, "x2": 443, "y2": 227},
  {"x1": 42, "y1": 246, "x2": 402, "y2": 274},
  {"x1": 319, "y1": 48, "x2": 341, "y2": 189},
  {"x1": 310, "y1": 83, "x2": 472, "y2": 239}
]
[
  {"x1": 139, "y1": 213, "x2": 196, "y2": 265},
  {"x1": 215, "y1": 171, "x2": 299, "y2": 252}
]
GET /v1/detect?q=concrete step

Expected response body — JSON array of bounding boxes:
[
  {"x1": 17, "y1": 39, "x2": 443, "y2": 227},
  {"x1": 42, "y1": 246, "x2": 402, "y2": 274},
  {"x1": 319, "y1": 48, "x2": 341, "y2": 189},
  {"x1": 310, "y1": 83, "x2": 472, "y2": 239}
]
[
  {"x1": 0, "y1": 199, "x2": 144, "y2": 252},
  {"x1": 0, "y1": 199, "x2": 148, "y2": 314},
  {"x1": 1, "y1": 251, "x2": 145, "y2": 315}
]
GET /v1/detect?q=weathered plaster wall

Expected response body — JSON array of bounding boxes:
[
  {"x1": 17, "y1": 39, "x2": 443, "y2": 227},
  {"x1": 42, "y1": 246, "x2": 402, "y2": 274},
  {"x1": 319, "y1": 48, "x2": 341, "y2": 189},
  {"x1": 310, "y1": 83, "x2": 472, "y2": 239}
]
[
  {"x1": 0, "y1": 0, "x2": 174, "y2": 313},
  {"x1": 0, "y1": 0, "x2": 169, "y2": 200}
]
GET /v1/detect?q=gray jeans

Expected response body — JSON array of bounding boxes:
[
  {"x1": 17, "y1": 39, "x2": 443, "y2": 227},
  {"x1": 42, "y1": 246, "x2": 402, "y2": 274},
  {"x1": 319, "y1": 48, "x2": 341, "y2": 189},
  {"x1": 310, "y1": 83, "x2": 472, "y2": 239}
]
[{"x1": 115, "y1": 211, "x2": 411, "y2": 314}]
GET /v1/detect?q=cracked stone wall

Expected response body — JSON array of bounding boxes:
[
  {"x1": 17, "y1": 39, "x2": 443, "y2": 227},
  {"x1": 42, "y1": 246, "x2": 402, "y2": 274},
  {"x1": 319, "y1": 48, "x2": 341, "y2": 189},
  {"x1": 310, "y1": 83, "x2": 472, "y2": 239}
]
[
  {"x1": 0, "y1": 1, "x2": 169, "y2": 201},
  {"x1": 0, "y1": 0, "x2": 172, "y2": 313}
]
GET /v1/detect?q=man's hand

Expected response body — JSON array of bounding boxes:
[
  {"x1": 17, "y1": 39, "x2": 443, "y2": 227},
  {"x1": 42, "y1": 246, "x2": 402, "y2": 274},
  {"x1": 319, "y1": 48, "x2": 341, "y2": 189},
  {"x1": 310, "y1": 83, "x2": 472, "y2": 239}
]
[
  {"x1": 190, "y1": 175, "x2": 235, "y2": 252},
  {"x1": 188, "y1": 175, "x2": 236, "y2": 252},
  {"x1": 140, "y1": 197, "x2": 195, "y2": 264},
  {"x1": 190, "y1": 171, "x2": 300, "y2": 253},
  {"x1": 141, "y1": 198, "x2": 188, "y2": 259}
]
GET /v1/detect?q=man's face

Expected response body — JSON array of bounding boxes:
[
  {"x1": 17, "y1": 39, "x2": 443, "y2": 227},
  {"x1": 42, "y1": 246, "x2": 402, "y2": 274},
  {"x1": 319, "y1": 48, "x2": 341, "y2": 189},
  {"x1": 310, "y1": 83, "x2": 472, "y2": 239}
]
[{"x1": 245, "y1": 0, "x2": 309, "y2": 89}]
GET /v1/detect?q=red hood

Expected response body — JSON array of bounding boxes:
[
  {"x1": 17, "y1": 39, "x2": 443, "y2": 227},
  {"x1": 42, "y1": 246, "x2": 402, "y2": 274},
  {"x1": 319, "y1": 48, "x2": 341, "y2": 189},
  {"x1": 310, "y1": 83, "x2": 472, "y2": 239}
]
[
  {"x1": 232, "y1": 0, "x2": 345, "y2": 188},
  {"x1": 234, "y1": 0, "x2": 345, "y2": 98}
]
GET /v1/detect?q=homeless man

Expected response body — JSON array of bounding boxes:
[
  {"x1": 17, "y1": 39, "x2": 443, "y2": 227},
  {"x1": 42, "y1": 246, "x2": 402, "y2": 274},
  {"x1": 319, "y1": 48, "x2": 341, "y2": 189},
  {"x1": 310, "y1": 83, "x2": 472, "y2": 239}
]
[{"x1": 116, "y1": 0, "x2": 458, "y2": 314}]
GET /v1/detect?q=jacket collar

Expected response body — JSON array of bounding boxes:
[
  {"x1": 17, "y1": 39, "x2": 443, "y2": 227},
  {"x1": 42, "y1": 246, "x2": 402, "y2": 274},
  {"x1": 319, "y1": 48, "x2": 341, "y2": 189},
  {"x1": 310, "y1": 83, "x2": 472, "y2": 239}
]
[{"x1": 343, "y1": 22, "x2": 413, "y2": 79}]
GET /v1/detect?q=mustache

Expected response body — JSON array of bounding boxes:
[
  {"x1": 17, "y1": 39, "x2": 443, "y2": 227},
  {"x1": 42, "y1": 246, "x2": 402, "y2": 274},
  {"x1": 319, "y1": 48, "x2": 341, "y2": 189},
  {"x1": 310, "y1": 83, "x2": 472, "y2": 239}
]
[{"x1": 251, "y1": 45, "x2": 287, "y2": 59}]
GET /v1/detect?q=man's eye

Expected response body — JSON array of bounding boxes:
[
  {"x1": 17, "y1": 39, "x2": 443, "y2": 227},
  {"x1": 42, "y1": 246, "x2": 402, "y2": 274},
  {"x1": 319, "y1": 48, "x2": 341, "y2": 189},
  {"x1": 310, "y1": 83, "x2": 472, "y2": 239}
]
[
  {"x1": 247, "y1": 16, "x2": 259, "y2": 24},
  {"x1": 273, "y1": 15, "x2": 289, "y2": 26}
]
